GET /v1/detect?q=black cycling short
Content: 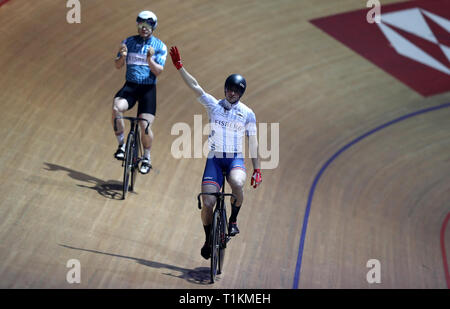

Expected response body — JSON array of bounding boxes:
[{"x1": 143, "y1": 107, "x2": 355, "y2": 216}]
[{"x1": 114, "y1": 81, "x2": 157, "y2": 115}]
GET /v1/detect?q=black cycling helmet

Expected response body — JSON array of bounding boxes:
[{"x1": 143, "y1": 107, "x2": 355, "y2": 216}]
[{"x1": 224, "y1": 74, "x2": 246, "y2": 97}]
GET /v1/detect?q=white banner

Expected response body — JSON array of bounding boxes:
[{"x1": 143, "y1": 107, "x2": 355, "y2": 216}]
[{"x1": 127, "y1": 53, "x2": 149, "y2": 66}]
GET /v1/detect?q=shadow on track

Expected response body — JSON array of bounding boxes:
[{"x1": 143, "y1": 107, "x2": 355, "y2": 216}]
[
  {"x1": 59, "y1": 244, "x2": 211, "y2": 285},
  {"x1": 44, "y1": 162, "x2": 124, "y2": 200}
]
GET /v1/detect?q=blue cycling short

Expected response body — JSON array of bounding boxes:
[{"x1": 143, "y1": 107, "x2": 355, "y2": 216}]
[{"x1": 202, "y1": 152, "x2": 246, "y2": 190}]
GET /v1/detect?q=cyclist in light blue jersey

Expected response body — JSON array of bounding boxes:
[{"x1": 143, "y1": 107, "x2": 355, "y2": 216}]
[
  {"x1": 170, "y1": 46, "x2": 262, "y2": 260},
  {"x1": 112, "y1": 10, "x2": 167, "y2": 174}
]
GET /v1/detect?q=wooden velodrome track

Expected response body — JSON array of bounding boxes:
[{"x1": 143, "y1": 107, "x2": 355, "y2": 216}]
[{"x1": 0, "y1": 0, "x2": 449, "y2": 289}]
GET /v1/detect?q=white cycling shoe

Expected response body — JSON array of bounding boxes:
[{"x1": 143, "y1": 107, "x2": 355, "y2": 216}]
[{"x1": 140, "y1": 157, "x2": 152, "y2": 174}]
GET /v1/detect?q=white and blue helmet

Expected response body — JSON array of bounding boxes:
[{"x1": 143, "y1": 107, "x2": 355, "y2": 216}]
[{"x1": 137, "y1": 11, "x2": 158, "y2": 30}]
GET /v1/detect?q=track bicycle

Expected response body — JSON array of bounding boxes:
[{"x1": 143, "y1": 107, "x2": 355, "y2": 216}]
[
  {"x1": 114, "y1": 116, "x2": 150, "y2": 200},
  {"x1": 197, "y1": 171, "x2": 236, "y2": 283}
]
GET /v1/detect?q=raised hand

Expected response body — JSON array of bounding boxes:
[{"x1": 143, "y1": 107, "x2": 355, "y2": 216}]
[
  {"x1": 169, "y1": 46, "x2": 183, "y2": 70},
  {"x1": 119, "y1": 44, "x2": 128, "y2": 58},
  {"x1": 147, "y1": 46, "x2": 155, "y2": 58}
]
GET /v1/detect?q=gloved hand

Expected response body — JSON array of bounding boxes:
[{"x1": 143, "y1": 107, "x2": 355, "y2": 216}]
[
  {"x1": 251, "y1": 169, "x2": 262, "y2": 188},
  {"x1": 169, "y1": 46, "x2": 183, "y2": 70},
  {"x1": 147, "y1": 46, "x2": 155, "y2": 58},
  {"x1": 119, "y1": 44, "x2": 128, "y2": 58}
]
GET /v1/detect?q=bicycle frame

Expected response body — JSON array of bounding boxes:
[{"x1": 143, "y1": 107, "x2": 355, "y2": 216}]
[{"x1": 114, "y1": 116, "x2": 150, "y2": 137}]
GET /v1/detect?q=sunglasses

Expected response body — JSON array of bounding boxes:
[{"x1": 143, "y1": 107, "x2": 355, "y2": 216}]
[
  {"x1": 137, "y1": 22, "x2": 154, "y2": 31},
  {"x1": 136, "y1": 17, "x2": 156, "y2": 27}
]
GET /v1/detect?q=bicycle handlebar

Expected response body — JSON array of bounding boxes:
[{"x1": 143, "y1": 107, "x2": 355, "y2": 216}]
[
  {"x1": 114, "y1": 116, "x2": 150, "y2": 135},
  {"x1": 197, "y1": 192, "x2": 237, "y2": 210}
]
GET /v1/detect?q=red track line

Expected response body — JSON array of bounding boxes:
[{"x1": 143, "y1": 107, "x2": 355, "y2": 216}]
[{"x1": 441, "y1": 212, "x2": 450, "y2": 289}]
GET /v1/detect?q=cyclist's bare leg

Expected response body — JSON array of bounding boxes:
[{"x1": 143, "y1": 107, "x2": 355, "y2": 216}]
[
  {"x1": 112, "y1": 97, "x2": 129, "y2": 137},
  {"x1": 200, "y1": 183, "x2": 219, "y2": 258},
  {"x1": 138, "y1": 113, "x2": 154, "y2": 153},
  {"x1": 227, "y1": 168, "x2": 246, "y2": 235},
  {"x1": 201, "y1": 184, "x2": 219, "y2": 226},
  {"x1": 227, "y1": 168, "x2": 246, "y2": 207}
]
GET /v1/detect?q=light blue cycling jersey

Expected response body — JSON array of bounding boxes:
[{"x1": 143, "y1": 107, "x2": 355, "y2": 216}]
[
  {"x1": 197, "y1": 92, "x2": 257, "y2": 154},
  {"x1": 118, "y1": 35, "x2": 167, "y2": 85}
]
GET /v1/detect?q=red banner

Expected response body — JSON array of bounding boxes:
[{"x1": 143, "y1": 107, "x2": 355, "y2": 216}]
[{"x1": 310, "y1": 0, "x2": 450, "y2": 96}]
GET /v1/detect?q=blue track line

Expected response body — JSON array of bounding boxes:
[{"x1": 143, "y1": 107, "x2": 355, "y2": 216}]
[{"x1": 292, "y1": 102, "x2": 450, "y2": 289}]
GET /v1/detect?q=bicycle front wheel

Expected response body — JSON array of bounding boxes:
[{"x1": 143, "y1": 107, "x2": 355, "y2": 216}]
[
  {"x1": 210, "y1": 210, "x2": 221, "y2": 283},
  {"x1": 122, "y1": 134, "x2": 133, "y2": 199},
  {"x1": 130, "y1": 130, "x2": 141, "y2": 192},
  {"x1": 218, "y1": 206, "x2": 227, "y2": 275}
]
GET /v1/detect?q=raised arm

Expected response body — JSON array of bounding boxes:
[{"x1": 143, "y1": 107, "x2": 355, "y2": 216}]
[{"x1": 169, "y1": 46, "x2": 204, "y2": 97}]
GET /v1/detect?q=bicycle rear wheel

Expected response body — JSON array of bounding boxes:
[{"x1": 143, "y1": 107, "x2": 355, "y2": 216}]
[
  {"x1": 122, "y1": 133, "x2": 133, "y2": 199},
  {"x1": 210, "y1": 210, "x2": 221, "y2": 283}
]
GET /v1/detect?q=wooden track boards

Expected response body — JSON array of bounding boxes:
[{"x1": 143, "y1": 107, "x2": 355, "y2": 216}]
[{"x1": 0, "y1": 0, "x2": 448, "y2": 288}]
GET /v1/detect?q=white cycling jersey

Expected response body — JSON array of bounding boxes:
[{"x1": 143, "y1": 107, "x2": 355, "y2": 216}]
[{"x1": 197, "y1": 92, "x2": 257, "y2": 153}]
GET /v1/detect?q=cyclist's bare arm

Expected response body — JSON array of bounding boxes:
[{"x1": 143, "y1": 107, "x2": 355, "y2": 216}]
[
  {"x1": 115, "y1": 56, "x2": 125, "y2": 69},
  {"x1": 115, "y1": 44, "x2": 127, "y2": 69},
  {"x1": 178, "y1": 67, "x2": 205, "y2": 97},
  {"x1": 248, "y1": 135, "x2": 261, "y2": 170},
  {"x1": 169, "y1": 46, "x2": 205, "y2": 97}
]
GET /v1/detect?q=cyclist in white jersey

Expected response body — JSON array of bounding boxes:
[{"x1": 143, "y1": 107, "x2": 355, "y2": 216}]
[
  {"x1": 169, "y1": 46, "x2": 262, "y2": 260},
  {"x1": 112, "y1": 11, "x2": 167, "y2": 174}
]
